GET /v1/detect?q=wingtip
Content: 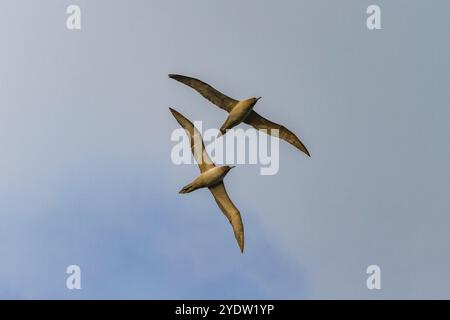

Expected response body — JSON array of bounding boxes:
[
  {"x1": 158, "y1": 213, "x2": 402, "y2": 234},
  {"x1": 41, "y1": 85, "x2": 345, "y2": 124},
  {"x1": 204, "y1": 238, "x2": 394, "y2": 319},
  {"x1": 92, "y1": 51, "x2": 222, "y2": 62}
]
[
  {"x1": 296, "y1": 143, "x2": 311, "y2": 157},
  {"x1": 237, "y1": 237, "x2": 244, "y2": 254}
]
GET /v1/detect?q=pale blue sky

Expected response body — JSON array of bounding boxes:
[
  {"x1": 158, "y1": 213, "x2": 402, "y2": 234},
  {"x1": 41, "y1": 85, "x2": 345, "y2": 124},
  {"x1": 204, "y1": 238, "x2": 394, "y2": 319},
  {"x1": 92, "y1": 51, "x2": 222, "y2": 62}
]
[{"x1": 0, "y1": 0, "x2": 449, "y2": 299}]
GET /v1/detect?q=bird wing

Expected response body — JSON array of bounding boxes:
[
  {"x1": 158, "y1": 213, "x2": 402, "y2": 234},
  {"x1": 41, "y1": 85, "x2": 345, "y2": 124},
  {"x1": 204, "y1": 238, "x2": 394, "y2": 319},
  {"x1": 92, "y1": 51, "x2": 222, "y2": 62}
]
[
  {"x1": 209, "y1": 182, "x2": 244, "y2": 253},
  {"x1": 244, "y1": 111, "x2": 311, "y2": 157},
  {"x1": 169, "y1": 74, "x2": 238, "y2": 112},
  {"x1": 169, "y1": 108, "x2": 216, "y2": 173}
]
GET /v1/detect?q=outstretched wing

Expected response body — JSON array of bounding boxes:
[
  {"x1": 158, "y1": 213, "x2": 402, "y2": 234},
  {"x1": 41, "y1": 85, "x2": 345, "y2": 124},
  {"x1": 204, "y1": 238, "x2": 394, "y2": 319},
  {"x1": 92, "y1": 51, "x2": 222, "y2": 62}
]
[
  {"x1": 169, "y1": 74, "x2": 238, "y2": 112},
  {"x1": 244, "y1": 111, "x2": 310, "y2": 157},
  {"x1": 209, "y1": 182, "x2": 244, "y2": 253},
  {"x1": 169, "y1": 108, "x2": 216, "y2": 173}
]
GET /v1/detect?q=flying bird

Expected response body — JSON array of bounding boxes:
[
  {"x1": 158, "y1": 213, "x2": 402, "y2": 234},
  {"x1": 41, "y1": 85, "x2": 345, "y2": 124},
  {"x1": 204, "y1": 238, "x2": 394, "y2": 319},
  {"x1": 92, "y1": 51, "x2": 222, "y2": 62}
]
[
  {"x1": 169, "y1": 74, "x2": 310, "y2": 157},
  {"x1": 169, "y1": 107, "x2": 245, "y2": 253}
]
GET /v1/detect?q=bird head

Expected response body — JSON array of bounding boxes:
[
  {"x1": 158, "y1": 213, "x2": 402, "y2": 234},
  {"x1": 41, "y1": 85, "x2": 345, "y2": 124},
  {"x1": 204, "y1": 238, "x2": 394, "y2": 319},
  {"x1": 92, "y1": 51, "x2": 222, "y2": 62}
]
[
  {"x1": 252, "y1": 96, "x2": 261, "y2": 104},
  {"x1": 225, "y1": 165, "x2": 235, "y2": 172}
]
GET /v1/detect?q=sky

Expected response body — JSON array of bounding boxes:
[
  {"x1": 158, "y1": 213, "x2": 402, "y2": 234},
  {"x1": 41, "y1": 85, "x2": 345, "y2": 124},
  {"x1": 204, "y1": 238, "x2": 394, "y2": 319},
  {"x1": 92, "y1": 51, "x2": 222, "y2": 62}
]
[{"x1": 0, "y1": 0, "x2": 449, "y2": 299}]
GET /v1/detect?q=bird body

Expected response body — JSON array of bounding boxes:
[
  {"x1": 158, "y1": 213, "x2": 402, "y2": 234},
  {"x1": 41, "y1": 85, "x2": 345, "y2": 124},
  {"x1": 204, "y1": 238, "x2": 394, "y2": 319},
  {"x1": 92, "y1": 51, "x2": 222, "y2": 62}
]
[
  {"x1": 220, "y1": 97, "x2": 260, "y2": 134},
  {"x1": 179, "y1": 166, "x2": 233, "y2": 194},
  {"x1": 168, "y1": 74, "x2": 310, "y2": 157}
]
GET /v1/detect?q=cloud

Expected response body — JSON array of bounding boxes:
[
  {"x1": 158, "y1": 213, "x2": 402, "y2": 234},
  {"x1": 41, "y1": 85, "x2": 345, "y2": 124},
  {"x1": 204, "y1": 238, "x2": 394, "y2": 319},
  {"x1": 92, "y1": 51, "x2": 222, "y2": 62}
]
[{"x1": 0, "y1": 0, "x2": 449, "y2": 299}]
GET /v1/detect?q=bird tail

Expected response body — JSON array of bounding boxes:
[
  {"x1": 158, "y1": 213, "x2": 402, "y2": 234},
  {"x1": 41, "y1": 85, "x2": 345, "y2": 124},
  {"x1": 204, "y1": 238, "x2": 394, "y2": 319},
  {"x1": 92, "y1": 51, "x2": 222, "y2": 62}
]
[{"x1": 179, "y1": 182, "x2": 197, "y2": 194}]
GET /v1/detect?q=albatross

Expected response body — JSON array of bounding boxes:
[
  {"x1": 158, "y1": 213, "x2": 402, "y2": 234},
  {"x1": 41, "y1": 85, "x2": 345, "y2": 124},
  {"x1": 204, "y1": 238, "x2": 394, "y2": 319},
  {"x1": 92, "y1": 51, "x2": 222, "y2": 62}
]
[
  {"x1": 169, "y1": 74, "x2": 310, "y2": 157},
  {"x1": 169, "y1": 107, "x2": 245, "y2": 253}
]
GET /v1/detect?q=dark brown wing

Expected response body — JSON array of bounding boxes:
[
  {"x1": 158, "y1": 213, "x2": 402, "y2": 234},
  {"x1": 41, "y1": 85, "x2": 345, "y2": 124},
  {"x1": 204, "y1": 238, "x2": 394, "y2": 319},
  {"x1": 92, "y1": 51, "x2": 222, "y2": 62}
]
[
  {"x1": 169, "y1": 74, "x2": 238, "y2": 112},
  {"x1": 244, "y1": 111, "x2": 310, "y2": 157},
  {"x1": 169, "y1": 108, "x2": 216, "y2": 173},
  {"x1": 209, "y1": 182, "x2": 244, "y2": 253}
]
